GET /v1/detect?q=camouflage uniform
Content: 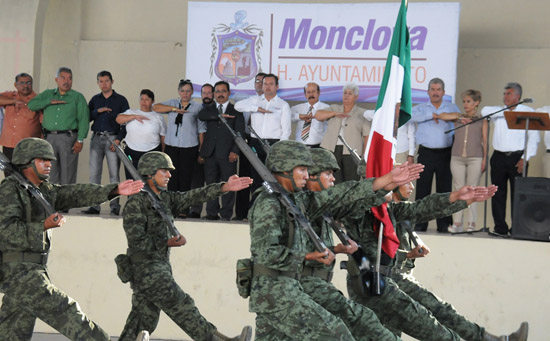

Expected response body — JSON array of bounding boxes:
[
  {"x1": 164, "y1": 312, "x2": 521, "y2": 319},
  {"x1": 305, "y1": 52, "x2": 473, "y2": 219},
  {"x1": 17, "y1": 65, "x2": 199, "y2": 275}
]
[
  {"x1": 0, "y1": 146, "x2": 119, "y2": 340},
  {"x1": 299, "y1": 148, "x2": 400, "y2": 341},
  {"x1": 250, "y1": 178, "x2": 391, "y2": 340},
  {"x1": 342, "y1": 193, "x2": 471, "y2": 341},
  {"x1": 118, "y1": 182, "x2": 229, "y2": 341},
  {"x1": 391, "y1": 195, "x2": 485, "y2": 341}
]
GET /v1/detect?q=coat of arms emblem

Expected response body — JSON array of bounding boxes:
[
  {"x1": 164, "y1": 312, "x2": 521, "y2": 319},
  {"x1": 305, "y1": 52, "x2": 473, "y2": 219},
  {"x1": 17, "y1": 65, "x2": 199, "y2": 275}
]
[{"x1": 210, "y1": 10, "x2": 263, "y2": 85}]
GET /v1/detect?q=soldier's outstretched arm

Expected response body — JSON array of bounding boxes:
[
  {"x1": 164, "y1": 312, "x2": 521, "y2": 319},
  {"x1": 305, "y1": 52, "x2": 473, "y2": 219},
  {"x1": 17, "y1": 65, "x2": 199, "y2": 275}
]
[
  {"x1": 449, "y1": 185, "x2": 498, "y2": 205},
  {"x1": 111, "y1": 179, "x2": 144, "y2": 196},
  {"x1": 220, "y1": 174, "x2": 253, "y2": 192},
  {"x1": 372, "y1": 162, "x2": 424, "y2": 191}
]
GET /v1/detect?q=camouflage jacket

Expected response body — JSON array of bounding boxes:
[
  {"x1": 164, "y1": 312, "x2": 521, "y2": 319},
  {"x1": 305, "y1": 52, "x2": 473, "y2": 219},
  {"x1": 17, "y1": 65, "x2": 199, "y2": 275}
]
[
  {"x1": 122, "y1": 183, "x2": 224, "y2": 259},
  {"x1": 303, "y1": 180, "x2": 390, "y2": 272},
  {"x1": 342, "y1": 193, "x2": 468, "y2": 269},
  {"x1": 0, "y1": 176, "x2": 118, "y2": 253},
  {"x1": 249, "y1": 179, "x2": 388, "y2": 313}
]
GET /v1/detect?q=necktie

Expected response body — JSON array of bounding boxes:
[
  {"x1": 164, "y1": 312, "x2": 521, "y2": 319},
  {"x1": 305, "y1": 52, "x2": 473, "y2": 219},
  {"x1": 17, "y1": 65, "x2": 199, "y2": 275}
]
[
  {"x1": 218, "y1": 104, "x2": 223, "y2": 115},
  {"x1": 301, "y1": 106, "x2": 314, "y2": 142}
]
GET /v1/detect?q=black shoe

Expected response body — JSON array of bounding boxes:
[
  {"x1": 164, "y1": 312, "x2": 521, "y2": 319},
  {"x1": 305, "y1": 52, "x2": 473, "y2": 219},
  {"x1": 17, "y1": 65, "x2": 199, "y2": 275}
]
[
  {"x1": 436, "y1": 228, "x2": 449, "y2": 233},
  {"x1": 81, "y1": 207, "x2": 99, "y2": 215},
  {"x1": 110, "y1": 208, "x2": 120, "y2": 216},
  {"x1": 204, "y1": 215, "x2": 220, "y2": 220},
  {"x1": 188, "y1": 212, "x2": 201, "y2": 219},
  {"x1": 220, "y1": 217, "x2": 231, "y2": 221}
]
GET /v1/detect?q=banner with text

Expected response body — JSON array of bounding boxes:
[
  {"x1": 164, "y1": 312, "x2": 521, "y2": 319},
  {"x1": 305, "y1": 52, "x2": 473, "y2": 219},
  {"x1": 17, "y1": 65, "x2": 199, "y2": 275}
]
[{"x1": 187, "y1": 2, "x2": 460, "y2": 103}]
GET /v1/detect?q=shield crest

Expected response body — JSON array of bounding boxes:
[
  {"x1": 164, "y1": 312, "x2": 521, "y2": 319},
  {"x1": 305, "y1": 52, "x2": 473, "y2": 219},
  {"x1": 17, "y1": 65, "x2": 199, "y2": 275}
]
[{"x1": 214, "y1": 31, "x2": 258, "y2": 86}]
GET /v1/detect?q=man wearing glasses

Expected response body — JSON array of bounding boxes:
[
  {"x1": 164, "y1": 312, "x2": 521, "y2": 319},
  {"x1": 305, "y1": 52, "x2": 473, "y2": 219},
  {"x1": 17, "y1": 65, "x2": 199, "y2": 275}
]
[{"x1": 0, "y1": 73, "x2": 42, "y2": 172}]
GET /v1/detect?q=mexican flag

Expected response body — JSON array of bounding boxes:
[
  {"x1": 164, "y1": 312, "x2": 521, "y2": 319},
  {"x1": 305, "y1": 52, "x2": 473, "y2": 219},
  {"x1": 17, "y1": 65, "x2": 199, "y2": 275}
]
[{"x1": 364, "y1": 0, "x2": 412, "y2": 258}]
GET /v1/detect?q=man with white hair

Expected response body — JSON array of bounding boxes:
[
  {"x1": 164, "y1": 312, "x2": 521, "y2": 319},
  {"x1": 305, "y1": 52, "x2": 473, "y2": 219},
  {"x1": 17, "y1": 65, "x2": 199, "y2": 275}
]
[{"x1": 317, "y1": 82, "x2": 371, "y2": 182}]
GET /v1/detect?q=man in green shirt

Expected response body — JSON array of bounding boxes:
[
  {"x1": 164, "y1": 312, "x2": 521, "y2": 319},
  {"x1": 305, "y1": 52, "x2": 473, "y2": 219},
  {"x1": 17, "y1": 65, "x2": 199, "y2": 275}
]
[{"x1": 28, "y1": 67, "x2": 89, "y2": 185}]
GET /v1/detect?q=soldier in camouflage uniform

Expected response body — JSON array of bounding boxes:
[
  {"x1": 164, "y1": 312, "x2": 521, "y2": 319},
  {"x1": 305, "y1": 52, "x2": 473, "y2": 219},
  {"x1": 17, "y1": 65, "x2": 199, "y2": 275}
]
[
  {"x1": 118, "y1": 151, "x2": 253, "y2": 341},
  {"x1": 0, "y1": 137, "x2": 144, "y2": 340},
  {"x1": 389, "y1": 182, "x2": 528, "y2": 341},
  {"x1": 343, "y1": 180, "x2": 527, "y2": 341},
  {"x1": 301, "y1": 148, "x2": 402, "y2": 341},
  {"x1": 248, "y1": 140, "x2": 423, "y2": 340}
]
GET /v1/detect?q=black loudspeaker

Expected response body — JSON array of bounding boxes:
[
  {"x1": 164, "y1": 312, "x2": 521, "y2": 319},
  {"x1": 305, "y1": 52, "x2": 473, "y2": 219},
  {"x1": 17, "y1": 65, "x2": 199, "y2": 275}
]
[{"x1": 512, "y1": 177, "x2": 550, "y2": 242}]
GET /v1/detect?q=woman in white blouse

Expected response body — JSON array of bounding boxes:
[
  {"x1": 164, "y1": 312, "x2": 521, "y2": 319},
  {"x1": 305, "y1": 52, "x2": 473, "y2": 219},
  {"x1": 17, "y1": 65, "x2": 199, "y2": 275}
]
[{"x1": 116, "y1": 89, "x2": 167, "y2": 179}]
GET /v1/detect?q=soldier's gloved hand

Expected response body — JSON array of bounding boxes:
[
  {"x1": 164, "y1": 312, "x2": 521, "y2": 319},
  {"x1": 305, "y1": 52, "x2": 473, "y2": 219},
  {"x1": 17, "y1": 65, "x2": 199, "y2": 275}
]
[
  {"x1": 167, "y1": 235, "x2": 187, "y2": 247},
  {"x1": 44, "y1": 212, "x2": 66, "y2": 230},
  {"x1": 305, "y1": 248, "x2": 335, "y2": 265}
]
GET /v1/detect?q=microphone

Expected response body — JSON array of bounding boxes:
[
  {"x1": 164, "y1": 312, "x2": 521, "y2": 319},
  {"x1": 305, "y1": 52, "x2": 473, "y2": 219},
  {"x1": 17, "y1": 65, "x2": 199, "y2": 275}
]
[{"x1": 523, "y1": 98, "x2": 534, "y2": 103}]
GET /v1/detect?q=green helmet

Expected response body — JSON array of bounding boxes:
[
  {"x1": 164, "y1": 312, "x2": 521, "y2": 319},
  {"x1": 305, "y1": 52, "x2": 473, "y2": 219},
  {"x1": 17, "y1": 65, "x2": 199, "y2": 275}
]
[
  {"x1": 265, "y1": 140, "x2": 313, "y2": 173},
  {"x1": 12, "y1": 138, "x2": 56, "y2": 166},
  {"x1": 308, "y1": 148, "x2": 339, "y2": 176},
  {"x1": 138, "y1": 151, "x2": 175, "y2": 176}
]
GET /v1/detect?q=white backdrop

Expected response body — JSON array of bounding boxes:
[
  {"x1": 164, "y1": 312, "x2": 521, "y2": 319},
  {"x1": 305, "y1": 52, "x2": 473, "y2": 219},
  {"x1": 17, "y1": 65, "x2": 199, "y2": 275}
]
[{"x1": 187, "y1": 1, "x2": 460, "y2": 103}]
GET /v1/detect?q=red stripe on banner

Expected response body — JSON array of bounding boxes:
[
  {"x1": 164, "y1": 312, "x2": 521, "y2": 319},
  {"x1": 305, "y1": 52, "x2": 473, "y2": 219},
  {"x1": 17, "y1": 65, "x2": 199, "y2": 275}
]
[{"x1": 365, "y1": 131, "x2": 400, "y2": 257}]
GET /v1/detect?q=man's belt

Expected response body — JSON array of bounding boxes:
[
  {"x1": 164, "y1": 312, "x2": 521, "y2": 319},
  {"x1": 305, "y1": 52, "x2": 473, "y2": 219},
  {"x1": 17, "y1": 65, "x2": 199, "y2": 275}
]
[
  {"x1": 253, "y1": 263, "x2": 301, "y2": 280},
  {"x1": 301, "y1": 265, "x2": 333, "y2": 282},
  {"x1": 43, "y1": 129, "x2": 78, "y2": 136},
  {"x1": 93, "y1": 131, "x2": 117, "y2": 136},
  {"x1": 1, "y1": 251, "x2": 49, "y2": 265},
  {"x1": 419, "y1": 145, "x2": 452, "y2": 152},
  {"x1": 495, "y1": 150, "x2": 523, "y2": 156}
]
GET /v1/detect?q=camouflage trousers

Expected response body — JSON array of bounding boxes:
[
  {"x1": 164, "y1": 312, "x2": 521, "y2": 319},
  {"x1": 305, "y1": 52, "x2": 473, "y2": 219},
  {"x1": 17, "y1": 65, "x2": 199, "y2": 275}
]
[
  {"x1": 0, "y1": 263, "x2": 109, "y2": 341},
  {"x1": 394, "y1": 271, "x2": 484, "y2": 341},
  {"x1": 347, "y1": 274, "x2": 460, "y2": 341},
  {"x1": 301, "y1": 276, "x2": 400, "y2": 341},
  {"x1": 119, "y1": 260, "x2": 216, "y2": 341},
  {"x1": 252, "y1": 278, "x2": 355, "y2": 340}
]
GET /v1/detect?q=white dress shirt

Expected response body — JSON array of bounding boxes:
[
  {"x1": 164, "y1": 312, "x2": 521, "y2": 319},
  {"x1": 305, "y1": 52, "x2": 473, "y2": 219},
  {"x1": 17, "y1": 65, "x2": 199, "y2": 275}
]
[
  {"x1": 235, "y1": 94, "x2": 291, "y2": 140},
  {"x1": 481, "y1": 104, "x2": 539, "y2": 160},
  {"x1": 291, "y1": 101, "x2": 330, "y2": 145}
]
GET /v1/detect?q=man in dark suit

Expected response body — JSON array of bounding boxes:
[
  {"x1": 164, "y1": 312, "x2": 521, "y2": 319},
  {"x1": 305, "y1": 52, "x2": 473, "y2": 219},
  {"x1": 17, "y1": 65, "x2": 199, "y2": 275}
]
[{"x1": 198, "y1": 80, "x2": 245, "y2": 220}]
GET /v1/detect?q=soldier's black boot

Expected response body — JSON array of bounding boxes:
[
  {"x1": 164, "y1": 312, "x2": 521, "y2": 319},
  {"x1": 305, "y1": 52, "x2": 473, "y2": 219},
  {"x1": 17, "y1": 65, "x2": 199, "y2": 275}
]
[
  {"x1": 211, "y1": 326, "x2": 252, "y2": 341},
  {"x1": 136, "y1": 330, "x2": 150, "y2": 341},
  {"x1": 507, "y1": 322, "x2": 528, "y2": 341},
  {"x1": 483, "y1": 331, "x2": 504, "y2": 341}
]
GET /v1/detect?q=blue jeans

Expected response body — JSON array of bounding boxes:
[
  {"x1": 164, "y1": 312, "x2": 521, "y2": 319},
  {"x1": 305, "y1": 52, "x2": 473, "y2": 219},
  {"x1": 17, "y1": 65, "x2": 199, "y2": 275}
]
[{"x1": 89, "y1": 133, "x2": 120, "y2": 211}]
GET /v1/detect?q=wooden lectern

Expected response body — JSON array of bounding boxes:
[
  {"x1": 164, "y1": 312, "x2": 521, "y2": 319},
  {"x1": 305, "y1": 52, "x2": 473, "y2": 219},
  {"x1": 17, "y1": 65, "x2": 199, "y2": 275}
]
[{"x1": 503, "y1": 111, "x2": 550, "y2": 177}]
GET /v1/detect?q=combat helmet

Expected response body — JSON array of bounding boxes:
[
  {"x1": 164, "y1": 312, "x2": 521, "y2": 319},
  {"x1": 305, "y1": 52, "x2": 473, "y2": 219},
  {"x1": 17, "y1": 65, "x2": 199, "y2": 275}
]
[
  {"x1": 12, "y1": 138, "x2": 56, "y2": 166},
  {"x1": 138, "y1": 151, "x2": 175, "y2": 176},
  {"x1": 308, "y1": 148, "x2": 339, "y2": 176},
  {"x1": 266, "y1": 140, "x2": 313, "y2": 173}
]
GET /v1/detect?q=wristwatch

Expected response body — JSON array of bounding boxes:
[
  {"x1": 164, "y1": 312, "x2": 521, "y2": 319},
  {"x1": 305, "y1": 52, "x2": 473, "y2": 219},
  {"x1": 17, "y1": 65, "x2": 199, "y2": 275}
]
[{"x1": 77, "y1": 139, "x2": 84, "y2": 143}]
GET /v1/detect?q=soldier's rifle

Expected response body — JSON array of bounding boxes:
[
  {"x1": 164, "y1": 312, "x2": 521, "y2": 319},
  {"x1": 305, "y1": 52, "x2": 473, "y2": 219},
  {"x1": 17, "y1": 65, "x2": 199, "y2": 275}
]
[
  {"x1": 218, "y1": 114, "x2": 327, "y2": 253},
  {"x1": 103, "y1": 133, "x2": 181, "y2": 239},
  {"x1": 338, "y1": 134, "x2": 365, "y2": 167},
  {"x1": 0, "y1": 152, "x2": 57, "y2": 219},
  {"x1": 400, "y1": 220, "x2": 425, "y2": 254}
]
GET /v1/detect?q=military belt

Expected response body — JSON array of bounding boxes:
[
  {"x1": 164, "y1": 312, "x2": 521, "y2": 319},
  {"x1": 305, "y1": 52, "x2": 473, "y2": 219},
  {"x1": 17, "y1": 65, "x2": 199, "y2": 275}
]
[
  {"x1": 378, "y1": 265, "x2": 393, "y2": 277},
  {"x1": 253, "y1": 263, "x2": 301, "y2": 280},
  {"x1": 2, "y1": 251, "x2": 49, "y2": 265},
  {"x1": 301, "y1": 265, "x2": 334, "y2": 282},
  {"x1": 129, "y1": 252, "x2": 168, "y2": 263}
]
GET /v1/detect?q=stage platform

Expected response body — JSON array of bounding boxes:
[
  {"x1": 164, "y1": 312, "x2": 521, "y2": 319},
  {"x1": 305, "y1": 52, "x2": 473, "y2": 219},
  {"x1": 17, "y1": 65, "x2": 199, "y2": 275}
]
[{"x1": 12, "y1": 213, "x2": 547, "y2": 340}]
